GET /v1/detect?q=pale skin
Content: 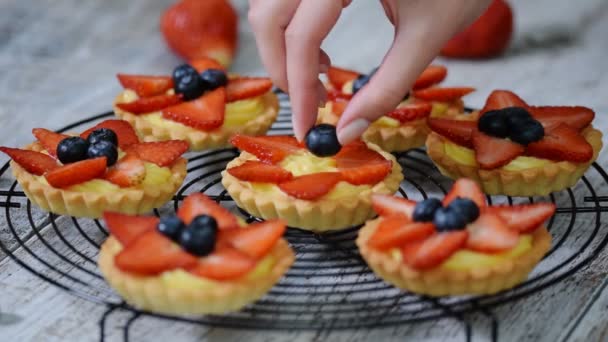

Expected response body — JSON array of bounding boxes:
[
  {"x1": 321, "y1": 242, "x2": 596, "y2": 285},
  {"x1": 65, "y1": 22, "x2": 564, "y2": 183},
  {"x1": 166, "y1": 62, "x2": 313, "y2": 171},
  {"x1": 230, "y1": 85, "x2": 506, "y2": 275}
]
[{"x1": 248, "y1": 0, "x2": 492, "y2": 144}]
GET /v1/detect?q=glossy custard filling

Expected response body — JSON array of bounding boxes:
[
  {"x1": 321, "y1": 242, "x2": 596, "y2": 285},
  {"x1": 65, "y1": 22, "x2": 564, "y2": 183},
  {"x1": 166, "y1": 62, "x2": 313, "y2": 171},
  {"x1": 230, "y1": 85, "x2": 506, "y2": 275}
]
[{"x1": 444, "y1": 141, "x2": 551, "y2": 171}]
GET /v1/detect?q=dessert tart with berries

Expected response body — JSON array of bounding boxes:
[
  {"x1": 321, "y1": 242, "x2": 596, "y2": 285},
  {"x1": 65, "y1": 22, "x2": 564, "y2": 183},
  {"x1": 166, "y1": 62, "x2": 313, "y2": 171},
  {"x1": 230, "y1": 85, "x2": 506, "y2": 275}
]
[
  {"x1": 98, "y1": 193, "x2": 294, "y2": 315},
  {"x1": 357, "y1": 178, "x2": 554, "y2": 296},
  {"x1": 318, "y1": 64, "x2": 475, "y2": 152},
  {"x1": 113, "y1": 57, "x2": 278, "y2": 151},
  {"x1": 426, "y1": 90, "x2": 603, "y2": 196},
  {"x1": 221, "y1": 125, "x2": 403, "y2": 232},
  {"x1": 0, "y1": 120, "x2": 188, "y2": 218}
]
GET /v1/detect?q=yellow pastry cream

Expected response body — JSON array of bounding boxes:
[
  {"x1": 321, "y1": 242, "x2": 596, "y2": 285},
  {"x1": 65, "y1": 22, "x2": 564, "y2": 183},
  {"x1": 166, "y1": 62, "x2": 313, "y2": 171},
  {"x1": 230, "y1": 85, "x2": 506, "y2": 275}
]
[{"x1": 444, "y1": 141, "x2": 551, "y2": 171}]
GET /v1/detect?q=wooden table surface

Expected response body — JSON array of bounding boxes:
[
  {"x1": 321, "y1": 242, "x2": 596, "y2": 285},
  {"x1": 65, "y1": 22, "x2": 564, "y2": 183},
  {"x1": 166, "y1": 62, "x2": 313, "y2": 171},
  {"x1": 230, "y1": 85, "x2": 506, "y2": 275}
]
[{"x1": 1, "y1": 0, "x2": 608, "y2": 341}]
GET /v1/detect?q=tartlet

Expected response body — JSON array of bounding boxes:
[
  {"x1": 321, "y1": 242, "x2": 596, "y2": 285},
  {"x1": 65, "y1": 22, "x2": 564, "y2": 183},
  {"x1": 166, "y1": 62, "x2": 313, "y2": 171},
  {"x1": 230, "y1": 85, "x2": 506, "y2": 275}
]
[
  {"x1": 357, "y1": 178, "x2": 554, "y2": 296},
  {"x1": 99, "y1": 193, "x2": 295, "y2": 315}
]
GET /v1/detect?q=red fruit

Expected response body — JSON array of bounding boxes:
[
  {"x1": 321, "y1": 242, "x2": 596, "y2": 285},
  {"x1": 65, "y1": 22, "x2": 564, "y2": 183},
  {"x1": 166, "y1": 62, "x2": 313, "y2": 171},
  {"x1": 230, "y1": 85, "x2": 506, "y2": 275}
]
[
  {"x1": 45, "y1": 157, "x2": 107, "y2": 188},
  {"x1": 189, "y1": 245, "x2": 255, "y2": 280},
  {"x1": 116, "y1": 74, "x2": 173, "y2": 98},
  {"x1": 177, "y1": 193, "x2": 239, "y2": 229},
  {"x1": 401, "y1": 231, "x2": 468, "y2": 270},
  {"x1": 371, "y1": 194, "x2": 416, "y2": 218},
  {"x1": 190, "y1": 57, "x2": 226, "y2": 73},
  {"x1": 443, "y1": 178, "x2": 486, "y2": 208},
  {"x1": 441, "y1": 0, "x2": 513, "y2": 59},
  {"x1": 483, "y1": 203, "x2": 555, "y2": 234},
  {"x1": 227, "y1": 160, "x2": 293, "y2": 183},
  {"x1": 226, "y1": 77, "x2": 273, "y2": 102},
  {"x1": 219, "y1": 219, "x2": 286, "y2": 259},
  {"x1": 331, "y1": 99, "x2": 349, "y2": 117},
  {"x1": 162, "y1": 87, "x2": 226, "y2": 131},
  {"x1": 125, "y1": 140, "x2": 188, "y2": 167},
  {"x1": 466, "y1": 213, "x2": 519, "y2": 253},
  {"x1": 427, "y1": 118, "x2": 477, "y2": 148},
  {"x1": 327, "y1": 66, "x2": 359, "y2": 89},
  {"x1": 160, "y1": 0, "x2": 238, "y2": 67},
  {"x1": 472, "y1": 131, "x2": 524, "y2": 169},
  {"x1": 413, "y1": 65, "x2": 448, "y2": 90},
  {"x1": 32, "y1": 128, "x2": 69, "y2": 157},
  {"x1": 230, "y1": 134, "x2": 302, "y2": 164},
  {"x1": 80, "y1": 120, "x2": 140, "y2": 149},
  {"x1": 0, "y1": 147, "x2": 59, "y2": 175},
  {"x1": 327, "y1": 89, "x2": 353, "y2": 102},
  {"x1": 115, "y1": 94, "x2": 183, "y2": 114},
  {"x1": 386, "y1": 102, "x2": 433, "y2": 123},
  {"x1": 529, "y1": 106, "x2": 594, "y2": 131},
  {"x1": 115, "y1": 230, "x2": 198, "y2": 275},
  {"x1": 369, "y1": 217, "x2": 435, "y2": 250},
  {"x1": 103, "y1": 212, "x2": 159, "y2": 246},
  {"x1": 481, "y1": 90, "x2": 528, "y2": 114},
  {"x1": 335, "y1": 142, "x2": 392, "y2": 185},
  {"x1": 413, "y1": 87, "x2": 475, "y2": 102},
  {"x1": 104, "y1": 154, "x2": 146, "y2": 187},
  {"x1": 278, "y1": 172, "x2": 342, "y2": 200},
  {"x1": 526, "y1": 124, "x2": 593, "y2": 162}
]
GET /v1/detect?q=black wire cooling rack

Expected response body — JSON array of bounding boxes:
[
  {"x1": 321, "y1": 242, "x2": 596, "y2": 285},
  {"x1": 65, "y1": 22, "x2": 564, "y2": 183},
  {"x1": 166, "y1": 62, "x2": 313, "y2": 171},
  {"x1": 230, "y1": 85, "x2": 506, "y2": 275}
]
[{"x1": 1, "y1": 92, "x2": 607, "y2": 342}]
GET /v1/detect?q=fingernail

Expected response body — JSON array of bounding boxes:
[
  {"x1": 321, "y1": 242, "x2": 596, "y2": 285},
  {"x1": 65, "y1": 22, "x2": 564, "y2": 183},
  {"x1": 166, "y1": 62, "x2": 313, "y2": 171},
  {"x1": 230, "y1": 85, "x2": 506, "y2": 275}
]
[
  {"x1": 319, "y1": 63, "x2": 329, "y2": 74},
  {"x1": 338, "y1": 119, "x2": 370, "y2": 145}
]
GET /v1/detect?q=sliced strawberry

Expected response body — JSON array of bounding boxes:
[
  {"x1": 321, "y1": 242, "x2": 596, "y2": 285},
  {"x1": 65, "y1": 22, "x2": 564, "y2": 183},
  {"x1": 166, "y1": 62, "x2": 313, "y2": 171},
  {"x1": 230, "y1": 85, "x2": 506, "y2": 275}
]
[
  {"x1": 466, "y1": 213, "x2": 519, "y2": 253},
  {"x1": 401, "y1": 231, "x2": 468, "y2": 270},
  {"x1": 80, "y1": 120, "x2": 140, "y2": 149},
  {"x1": 226, "y1": 77, "x2": 273, "y2": 102},
  {"x1": 115, "y1": 230, "x2": 198, "y2": 275},
  {"x1": 443, "y1": 178, "x2": 486, "y2": 208},
  {"x1": 189, "y1": 245, "x2": 256, "y2": 280},
  {"x1": 413, "y1": 65, "x2": 448, "y2": 90},
  {"x1": 331, "y1": 99, "x2": 349, "y2": 116},
  {"x1": 125, "y1": 140, "x2": 188, "y2": 167},
  {"x1": 335, "y1": 142, "x2": 392, "y2": 185},
  {"x1": 371, "y1": 194, "x2": 416, "y2": 218},
  {"x1": 386, "y1": 102, "x2": 433, "y2": 123},
  {"x1": 115, "y1": 94, "x2": 183, "y2": 114},
  {"x1": 327, "y1": 89, "x2": 353, "y2": 102},
  {"x1": 472, "y1": 130, "x2": 524, "y2": 169},
  {"x1": 116, "y1": 74, "x2": 173, "y2": 98},
  {"x1": 427, "y1": 118, "x2": 477, "y2": 148},
  {"x1": 480, "y1": 90, "x2": 528, "y2": 114},
  {"x1": 529, "y1": 106, "x2": 594, "y2": 131},
  {"x1": 103, "y1": 211, "x2": 159, "y2": 246},
  {"x1": 369, "y1": 217, "x2": 435, "y2": 250},
  {"x1": 45, "y1": 157, "x2": 107, "y2": 188},
  {"x1": 335, "y1": 141, "x2": 386, "y2": 167},
  {"x1": 230, "y1": 134, "x2": 302, "y2": 164},
  {"x1": 190, "y1": 57, "x2": 226, "y2": 72},
  {"x1": 327, "y1": 66, "x2": 359, "y2": 89},
  {"x1": 0, "y1": 147, "x2": 59, "y2": 175},
  {"x1": 413, "y1": 87, "x2": 475, "y2": 102},
  {"x1": 162, "y1": 87, "x2": 226, "y2": 130},
  {"x1": 278, "y1": 172, "x2": 342, "y2": 200},
  {"x1": 340, "y1": 161, "x2": 392, "y2": 186},
  {"x1": 104, "y1": 154, "x2": 146, "y2": 187},
  {"x1": 219, "y1": 219, "x2": 286, "y2": 259},
  {"x1": 526, "y1": 124, "x2": 593, "y2": 162},
  {"x1": 483, "y1": 203, "x2": 555, "y2": 234},
  {"x1": 227, "y1": 160, "x2": 293, "y2": 183},
  {"x1": 32, "y1": 128, "x2": 69, "y2": 157},
  {"x1": 177, "y1": 193, "x2": 239, "y2": 229}
]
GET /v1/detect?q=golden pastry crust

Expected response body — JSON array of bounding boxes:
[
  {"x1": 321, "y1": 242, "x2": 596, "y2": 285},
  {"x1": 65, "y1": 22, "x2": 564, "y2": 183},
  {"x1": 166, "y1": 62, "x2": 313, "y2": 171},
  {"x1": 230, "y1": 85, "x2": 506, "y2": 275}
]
[
  {"x1": 357, "y1": 218, "x2": 551, "y2": 296},
  {"x1": 98, "y1": 236, "x2": 295, "y2": 315},
  {"x1": 222, "y1": 143, "x2": 403, "y2": 232},
  {"x1": 426, "y1": 126, "x2": 603, "y2": 196},
  {"x1": 114, "y1": 91, "x2": 279, "y2": 151},
  {"x1": 12, "y1": 142, "x2": 187, "y2": 218}
]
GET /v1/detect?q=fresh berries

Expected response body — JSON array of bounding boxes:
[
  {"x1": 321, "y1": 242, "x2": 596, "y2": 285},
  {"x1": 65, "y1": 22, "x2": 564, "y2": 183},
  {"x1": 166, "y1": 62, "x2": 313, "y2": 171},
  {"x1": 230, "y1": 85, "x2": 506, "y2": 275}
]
[
  {"x1": 369, "y1": 217, "x2": 435, "y2": 250},
  {"x1": 478, "y1": 107, "x2": 544, "y2": 146},
  {"x1": 190, "y1": 57, "x2": 226, "y2": 73},
  {"x1": 225, "y1": 77, "x2": 273, "y2": 102},
  {"x1": 220, "y1": 219, "x2": 286, "y2": 259},
  {"x1": 45, "y1": 157, "x2": 107, "y2": 188},
  {"x1": 87, "y1": 141, "x2": 118, "y2": 166},
  {"x1": 478, "y1": 110, "x2": 509, "y2": 138},
  {"x1": 433, "y1": 207, "x2": 467, "y2": 232},
  {"x1": 200, "y1": 69, "x2": 228, "y2": 90},
  {"x1": 116, "y1": 94, "x2": 183, "y2": 114},
  {"x1": 413, "y1": 87, "x2": 475, "y2": 102},
  {"x1": 172, "y1": 64, "x2": 198, "y2": 82},
  {"x1": 412, "y1": 198, "x2": 442, "y2": 222},
  {"x1": 415, "y1": 195, "x2": 480, "y2": 231},
  {"x1": 305, "y1": 124, "x2": 342, "y2": 157},
  {"x1": 174, "y1": 69, "x2": 206, "y2": 101},
  {"x1": 400, "y1": 231, "x2": 468, "y2": 270},
  {"x1": 117, "y1": 74, "x2": 174, "y2": 98},
  {"x1": 371, "y1": 194, "x2": 416, "y2": 218},
  {"x1": 57, "y1": 137, "x2": 89, "y2": 164},
  {"x1": 427, "y1": 118, "x2": 477, "y2": 148},
  {"x1": 32, "y1": 128, "x2": 69, "y2": 157},
  {"x1": 466, "y1": 213, "x2": 518, "y2": 253},
  {"x1": 125, "y1": 140, "x2": 189, "y2": 167},
  {"x1": 227, "y1": 161, "x2": 293, "y2": 183},
  {"x1": 472, "y1": 131, "x2": 524, "y2": 169},
  {"x1": 278, "y1": 172, "x2": 342, "y2": 200},
  {"x1": 87, "y1": 128, "x2": 118, "y2": 146},
  {"x1": 443, "y1": 178, "x2": 486, "y2": 208},
  {"x1": 230, "y1": 134, "x2": 302, "y2": 164},
  {"x1": 526, "y1": 123, "x2": 593, "y2": 162},
  {"x1": 162, "y1": 87, "x2": 226, "y2": 130},
  {"x1": 104, "y1": 154, "x2": 146, "y2": 187},
  {"x1": 386, "y1": 102, "x2": 433, "y2": 123},
  {"x1": 177, "y1": 193, "x2": 238, "y2": 229},
  {"x1": 413, "y1": 65, "x2": 448, "y2": 90},
  {"x1": 529, "y1": 106, "x2": 594, "y2": 131},
  {"x1": 179, "y1": 215, "x2": 218, "y2": 256},
  {"x1": 510, "y1": 119, "x2": 544, "y2": 145},
  {"x1": 103, "y1": 212, "x2": 159, "y2": 246},
  {"x1": 352, "y1": 74, "x2": 370, "y2": 94},
  {"x1": 327, "y1": 66, "x2": 359, "y2": 89},
  {"x1": 480, "y1": 90, "x2": 528, "y2": 114},
  {"x1": 448, "y1": 197, "x2": 480, "y2": 223},
  {"x1": 157, "y1": 215, "x2": 186, "y2": 242},
  {"x1": 0, "y1": 147, "x2": 59, "y2": 175},
  {"x1": 503, "y1": 106, "x2": 533, "y2": 127},
  {"x1": 483, "y1": 203, "x2": 555, "y2": 234},
  {"x1": 80, "y1": 120, "x2": 140, "y2": 149},
  {"x1": 335, "y1": 141, "x2": 392, "y2": 185},
  {"x1": 190, "y1": 246, "x2": 255, "y2": 280}
]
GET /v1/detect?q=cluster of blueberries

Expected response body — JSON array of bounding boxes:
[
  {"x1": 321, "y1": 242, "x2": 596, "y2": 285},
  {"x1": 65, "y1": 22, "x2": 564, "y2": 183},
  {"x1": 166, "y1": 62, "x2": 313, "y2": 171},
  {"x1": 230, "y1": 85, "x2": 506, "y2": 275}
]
[
  {"x1": 173, "y1": 64, "x2": 228, "y2": 101},
  {"x1": 57, "y1": 129, "x2": 119, "y2": 166},
  {"x1": 157, "y1": 214, "x2": 218, "y2": 256},
  {"x1": 478, "y1": 107, "x2": 545, "y2": 145},
  {"x1": 413, "y1": 197, "x2": 480, "y2": 231}
]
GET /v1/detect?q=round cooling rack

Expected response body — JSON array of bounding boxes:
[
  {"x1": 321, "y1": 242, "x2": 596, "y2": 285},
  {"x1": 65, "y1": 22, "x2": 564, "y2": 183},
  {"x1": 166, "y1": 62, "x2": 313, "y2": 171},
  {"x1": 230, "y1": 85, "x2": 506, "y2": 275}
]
[{"x1": 1, "y1": 91, "x2": 607, "y2": 342}]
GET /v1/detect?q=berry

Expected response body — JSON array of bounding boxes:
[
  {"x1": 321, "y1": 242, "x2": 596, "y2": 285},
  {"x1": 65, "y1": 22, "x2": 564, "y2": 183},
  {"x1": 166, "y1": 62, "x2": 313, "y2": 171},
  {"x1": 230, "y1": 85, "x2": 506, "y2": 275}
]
[
  {"x1": 219, "y1": 219, "x2": 286, "y2": 259},
  {"x1": 427, "y1": 118, "x2": 477, "y2": 148},
  {"x1": 80, "y1": 120, "x2": 140, "y2": 149},
  {"x1": 400, "y1": 231, "x2": 468, "y2": 270},
  {"x1": 335, "y1": 141, "x2": 391, "y2": 185},
  {"x1": 504, "y1": 106, "x2": 532, "y2": 127},
  {"x1": 125, "y1": 140, "x2": 188, "y2": 167},
  {"x1": 174, "y1": 71, "x2": 206, "y2": 101},
  {"x1": 87, "y1": 141, "x2": 118, "y2": 166},
  {"x1": 369, "y1": 217, "x2": 435, "y2": 251},
  {"x1": 413, "y1": 87, "x2": 475, "y2": 102},
  {"x1": 104, "y1": 154, "x2": 146, "y2": 187},
  {"x1": 225, "y1": 77, "x2": 273, "y2": 102},
  {"x1": 443, "y1": 178, "x2": 486, "y2": 208},
  {"x1": 413, "y1": 65, "x2": 447, "y2": 90},
  {"x1": 529, "y1": 106, "x2": 594, "y2": 131},
  {"x1": 305, "y1": 124, "x2": 342, "y2": 157},
  {"x1": 412, "y1": 198, "x2": 442, "y2": 222},
  {"x1": 472, "y1": 130, "x2": 524, "y2": 169},
  {"x1": 433, "y1": 207, "x2": 467, "y2": 232},
  {"x1": 482, "y1": 203, "x2": 556, "y2": 234},
  {"x1": 386, "y1": 102, "x2": 433, "y2": 123},
  {"x1": 116, "y1": 94, "x2": 183, "y2": 114},
  {"x1": 179, "y1": 215, "x2": 218, "y2": 256},
  {"x1": 162, "y1": 87, "x2": 226, "y2": 130},
  {"x1": 189, "y1": 245, "x2": 255, "y2": 280},
  {"x1": 56, "y1": 137, "x2": 89, "y2": 164},
  {"x1": 478, "y1": 110, "x2": 509, "y2": 138},
  {"x1": 352, "y1": 74, "x2": 370, "y2": 94},
  {"x1": 230, "y1": 134, "x2": 302, "y2": 164},
  {"x1": 190, "y1": 57, "x2": 226, "y2": 73},
  {"x1": 327, "y1": 66, "x2": 359, "y2": 89},
  {"x1": 509, "y1": 119, "x2": 545, "y2": 145},
  {"x1": 371, "y1": 194, "x2": 417, "y2": 218},
  {"x1": 45, "y1": 157, "x2": 107, "y2": 188},
  {"x1": 172, "y1": 64, "x2": 198, "y2": 83},
  {"x1": 526, "y1": 123, "x2": 593, "y2": 162},
  {"x1": 200, "y1": 69, "x2": 228, "y2": 90},
  {"x1": 0, "y1": 147, "x2": 58, "y2": 176},
  {"x1": 481, "y1": 91, "x2": 528, "y2": 114},
  {"x1": 32, "y1": 128, "x2": 69, "y2": 157},
  {"x1": 116, "y1": 74, "x2": 174, "y2": 98},
  {"x1": 177, "y1": 193, "x2": 239, "y2": 229},
  {"x1": 87, "y1": 128, "x2": 118, "y2": 146},
  {"x1": 466, "y1": 213, "x2": 518, "y2": 253},
  {"x1": 447, "y1": 197, "x2": 480, "y2": 223},
  {"x1": 227, "y1": 160, "x2": 294, "y2": 183},
  {"x1": 278, "y1": 172, "x2": 342, "y2": 200},
  {"x1": 103, "y1": 212, "x2": 159, "y2": 246},
  {"x1": 157, "y1": 216, "x2": 186, "y2": 241}
]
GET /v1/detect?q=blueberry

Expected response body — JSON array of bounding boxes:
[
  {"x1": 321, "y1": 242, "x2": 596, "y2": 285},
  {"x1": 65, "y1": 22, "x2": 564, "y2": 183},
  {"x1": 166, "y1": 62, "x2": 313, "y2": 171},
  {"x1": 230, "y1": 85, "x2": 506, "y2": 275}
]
[
  {"x1": 174, "y1": 72, "x2": 205, "y2": 100},
  {"x1": 157, "y1": 215, "x2": 185, "y2": 241},
  {"x1": 433, "y1": 207, "x2": 467, "y2": 232},
  {"x1": 412, "y1": 198, "x2": 442, "y2": 222},
  {"x1": 57, "y1": 137, "x2": 89, "y2": 164},
  {"x1": 172, "y1": 64, "x2": 198, "y2": 83},
  {"x1": 509, "y1": 119, "x2": 545, "y2": 145},
  {"x1": 447, "y1": 197, "x2": 479, "y2": 224},
  {"x1": 305, "y1": 124, "x2": 342, "y2": 157},
  {"x1": 87, "y1": 128, "x2": 118, "y2": 146},
  {"x1": 200, "y1": 69, "x2": 228, "y2": 90},
  {"x1": 179, "y1": 215, "x2": 218, "y2": 256},
  {"x1": 87, "y1": 140, "x2": 118, "y2": 166},
  {"x1": 352, "y1": 74, "x2": 370, "y2": 94},
  {"x1": 478, "y1": 110, "x2": 509, "y2": 138},
  {"x1": 504, "y1": 107, "x2": 532, "y2": 128}
]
